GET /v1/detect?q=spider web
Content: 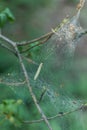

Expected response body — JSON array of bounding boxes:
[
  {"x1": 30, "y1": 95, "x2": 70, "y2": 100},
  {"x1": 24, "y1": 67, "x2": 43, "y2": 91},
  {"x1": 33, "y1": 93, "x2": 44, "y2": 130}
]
[{"x1": 0, "y1": 11, "x2": 87, "y2": 130}]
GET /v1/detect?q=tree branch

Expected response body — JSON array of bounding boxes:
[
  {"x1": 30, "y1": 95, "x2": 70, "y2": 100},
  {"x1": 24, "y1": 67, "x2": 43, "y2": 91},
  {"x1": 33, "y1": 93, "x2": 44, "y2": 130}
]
[{"x1": 0, "y1": 34, "x2": 53, "y2": 130}]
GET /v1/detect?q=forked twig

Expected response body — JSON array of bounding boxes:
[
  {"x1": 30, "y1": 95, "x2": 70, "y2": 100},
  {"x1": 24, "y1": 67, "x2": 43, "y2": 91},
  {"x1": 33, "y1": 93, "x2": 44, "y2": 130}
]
[
  {"x1": 0, "y1": 1, "x2": 86, "y2": 129},
  {"x1": 0, "y1": 43, "x2": 16, "y2": 55},
  {"x1": 0, "y1": 34, "x2": 53, "y2": 130},
  {"x1": 0, "y1": 41, "x2": 37, "y2": 65}
]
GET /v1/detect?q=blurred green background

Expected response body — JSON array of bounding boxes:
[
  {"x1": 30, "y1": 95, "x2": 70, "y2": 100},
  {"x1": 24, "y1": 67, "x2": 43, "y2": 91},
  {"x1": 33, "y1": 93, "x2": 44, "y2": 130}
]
[{"x1": 0, "y1": 0, "x2": 87, "y2": 130}]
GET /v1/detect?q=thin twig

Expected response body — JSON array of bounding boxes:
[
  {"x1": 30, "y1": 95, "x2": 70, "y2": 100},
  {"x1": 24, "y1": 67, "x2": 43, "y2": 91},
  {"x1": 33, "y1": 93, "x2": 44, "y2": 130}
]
[
  {"x1": 0, "y1": 43, "x2": 17, "y2": 55},
  {"x1": 0, "y1": 41, "x2": 37, "y2": 65},
  {"x1": 20, "y1": 32, "x2": 53, "y2": 53},
  {"x1": 14, "y1": 44, "x2": 53, "y2": 130},
  {"x1": 0, "y1": 34, "x2": 16, "y2": 47},
  {"x1": 0, "y1": 34, "x2": 53, "y2": 130},
  {"x1": 38, "y1": 87, "x2": 47, "y2": 103},
  {"x1": 0, "y1": 80, "x2": 26, "y2": 86},
  {"x1": 0, "y1": 1, "x2": 86, "y2": 129},
  {"x1": 17, "y1": 32, "x2": 53, "y2": 46},
  {"x1": 23, "y1": 56, "x2": 38, "y2": 65},
  {"x1": 23, "y1": 104, "x2": 84, "y2": 124}
]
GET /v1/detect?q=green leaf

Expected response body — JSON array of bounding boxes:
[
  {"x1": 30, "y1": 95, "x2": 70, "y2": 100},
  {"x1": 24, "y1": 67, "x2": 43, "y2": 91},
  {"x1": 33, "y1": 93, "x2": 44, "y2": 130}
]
[
  {"x1": 0, "y1": 8, "x2": 15, "y2": 28},
  {"x1": 3, "y1": 8, "x2": 15, "y2": 22}
]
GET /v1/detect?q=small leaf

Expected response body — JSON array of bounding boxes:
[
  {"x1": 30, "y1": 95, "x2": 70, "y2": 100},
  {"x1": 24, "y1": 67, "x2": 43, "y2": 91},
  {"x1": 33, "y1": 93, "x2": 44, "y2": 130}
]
[
  {"x1": 4, "y1": 8, "x2": 15, "y2": 22},
  {"x1": 0, "y1": 8, "x2": 15, "y2": 28}
]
